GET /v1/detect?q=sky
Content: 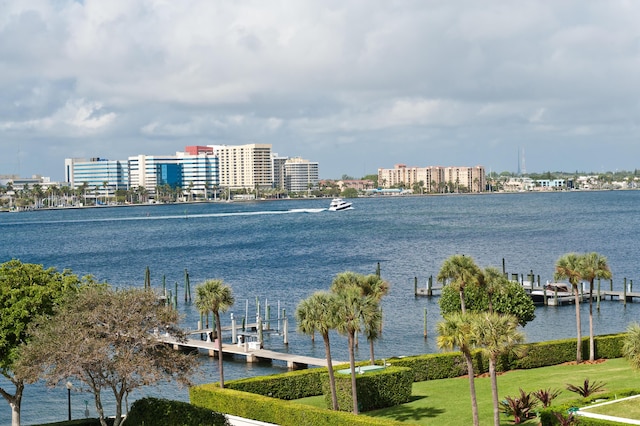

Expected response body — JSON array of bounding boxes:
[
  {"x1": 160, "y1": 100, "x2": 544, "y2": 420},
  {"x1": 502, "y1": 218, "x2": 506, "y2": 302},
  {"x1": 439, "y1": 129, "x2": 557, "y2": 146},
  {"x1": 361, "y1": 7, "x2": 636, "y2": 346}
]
[{"x1": 1, "y1": 1, "x2": 640, "y2": 181}]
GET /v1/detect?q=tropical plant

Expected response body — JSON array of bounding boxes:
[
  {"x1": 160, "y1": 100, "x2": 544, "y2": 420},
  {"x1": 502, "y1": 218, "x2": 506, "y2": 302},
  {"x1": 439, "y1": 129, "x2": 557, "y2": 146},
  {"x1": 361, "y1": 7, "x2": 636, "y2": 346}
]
[
  {"x1": 499, "y1": 388, "x2": 538, "y2": 424},
  {"x1": 580, "y1": 252, "x2": 612, "y2": 361},
  {"x1": 194, "y1": 279, "x2": 235, "y2": 388},
  {"x1": 554, "y1": 253, "x2": 584, "y2": 363},
  {"x1": 566, "y1": 378, "x2": 606, "y2": 397},
  {"x1": 623, "y1": 322, "x2": 640, "y2": 370},
  {"x1": 472, "y1": 312, "x2": 525, "y2": 426},
  {"x1": 553, "y1": 411, "x2": 578, "y2": 426},
  {"x1": 532, "y1": 388, "x2": 562, "y2": 408},
  {"x1": 295, "y1": 291, "x2": 340, "y2": 410},
  {"x1": 437, "y1": 255, "x2": 482, "y2": 314},
  {"x1": 437, "y1": 312, "x2": 480, "y2": 426},
  {"x1": 331, "y1": 273, "x2": 378, "y2": 414}
]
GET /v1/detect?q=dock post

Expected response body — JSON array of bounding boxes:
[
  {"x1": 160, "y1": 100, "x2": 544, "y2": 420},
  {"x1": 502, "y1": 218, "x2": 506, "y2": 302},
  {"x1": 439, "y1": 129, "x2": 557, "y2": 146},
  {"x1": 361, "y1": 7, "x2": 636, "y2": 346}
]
[
  {"x1": 631, "y1": 280, "x2": 634, "y2": 293},
  {"x1": 423, "y1": 307, "x2": 427, "y2": 339},
  {"x1": 623, "y1": 278, "x2": 627, "y2": 305},
  {"x1": 597, "y1": 279, "x2": 601, "y2": 311},
  {"x1": 257, "y1": 316, "x2": 263, "y2": 349},
  {"x1": 427, "y1": 276, "x2": 433, "y2": 296},
  {"x1": 283, "y1": 310, "x2": 288, "y2": 345},
  {"x1": 543, "y1": 287, "x2": 548, "y2": 306},
  {"x1": 231, "y1": 313, "x2": 237, "y2": 344},
  {"x1": 553, "y1": 287, "x2": 558, "y2": 306},
  {"x1": 277, "y1": 300, "x2": 281, "y2": 332},
  {"x1": 610, "y1": 279, "x2": 613, "y2": 292},
  {"x1": 376, "y1": 262, "x2": 381, "y2": 277},
  {"x1": 502, "y1": 258, "x2": 506, "y2": 275},
  {"x1": 266, "y1": 304, "x2": 271, "y2": 330},
  {"x1": 174, "y1": 282, "x2": 178, "y2": 307},
  {"x1": 414, "y1": 277, "x2": 418, "y2": 297}
]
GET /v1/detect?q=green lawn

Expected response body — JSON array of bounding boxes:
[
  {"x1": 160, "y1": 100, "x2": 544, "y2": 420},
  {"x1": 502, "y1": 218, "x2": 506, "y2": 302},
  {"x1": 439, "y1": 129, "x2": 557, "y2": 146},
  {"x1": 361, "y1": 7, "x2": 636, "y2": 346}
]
[
  {"x1": 294, "y1": 358, "x2": 640, "y2": 425},
  {"x1": 581, "y1": 394, "x2": 640, "y2": 420}
]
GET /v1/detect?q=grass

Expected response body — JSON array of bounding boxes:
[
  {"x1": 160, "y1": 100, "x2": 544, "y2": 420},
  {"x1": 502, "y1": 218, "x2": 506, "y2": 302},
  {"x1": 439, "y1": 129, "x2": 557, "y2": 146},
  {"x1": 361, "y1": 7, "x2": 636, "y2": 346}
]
[
  {"x1": 294, "y1": 358, "x2": 640, "y2": 425},
  {"x1": 581, "y1": 394, "x2": 640, "y2": 420}
]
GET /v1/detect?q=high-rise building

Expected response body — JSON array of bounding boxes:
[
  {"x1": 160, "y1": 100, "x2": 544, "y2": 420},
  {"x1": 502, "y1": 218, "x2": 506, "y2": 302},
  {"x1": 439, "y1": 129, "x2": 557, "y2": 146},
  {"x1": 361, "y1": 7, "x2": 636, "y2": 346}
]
[
  {"x1": 211, "y1": 143, "x2": 273, "y2": 190},
  {"x1": 283, "y1": 157, "x2": 319, "y2": 192},
  {"x1": 64, "y1": 157, "x2": 128, "y2": 200},
  {"x1": 378, "y1": 164, "x2": 485, "y2": 193}
]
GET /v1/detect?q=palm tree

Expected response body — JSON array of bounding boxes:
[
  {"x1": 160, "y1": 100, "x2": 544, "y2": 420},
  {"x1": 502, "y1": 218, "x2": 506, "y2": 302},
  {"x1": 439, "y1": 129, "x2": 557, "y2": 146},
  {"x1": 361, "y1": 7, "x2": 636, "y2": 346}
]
[
  {"x1": 194, "y1": 279, "x2": 235, "y2": 388},
  {"x1": 580, "y1": 252, "x2": 612, "y2": 361},
  {"x1": 295, "y1": 292, "x2": 340, "y2": 410},
  {"x1": 622, "y1": 323, "x2": 640, "y2": 370},
  {"x1": 437, "y1": 255, "x2": 482, "y2": 314},
  {"x1": 437, "y1": 312, "x2": 480, "y2": 426},
  {"x1": 331, "y1": 277, "x2": 377, "y2": 414},
  {"x1": 555, "y1": 253, "x2": 584, "y2": 363},
  {"x1": 482, "y1": 267, "x2": 507, "y2": 314},
  {"x1": 472, "y1": 312, "x2": 524, "y2": 426}
]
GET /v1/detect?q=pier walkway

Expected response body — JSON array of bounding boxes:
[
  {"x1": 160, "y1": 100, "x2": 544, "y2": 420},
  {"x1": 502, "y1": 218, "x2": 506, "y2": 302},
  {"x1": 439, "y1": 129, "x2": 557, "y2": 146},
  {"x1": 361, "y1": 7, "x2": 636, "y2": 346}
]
[{"x1": 158, "y1": 335, "x2": 342, "y2": 369}]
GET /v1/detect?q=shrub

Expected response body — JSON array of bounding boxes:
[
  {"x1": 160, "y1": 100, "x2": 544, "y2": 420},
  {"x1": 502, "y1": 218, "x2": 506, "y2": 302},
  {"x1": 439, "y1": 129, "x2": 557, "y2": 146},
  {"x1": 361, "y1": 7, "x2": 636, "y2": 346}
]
[
  {"x1": 125, "y1": 397, "x2": 229, "y2": 426},
  {"x1": 500, "y1": 388, "x2": 538, "y2": 424},
  {"x1": 533, "y1": 388, "x2": 562, "y2": 408},
  {"x1": 566, "y1": 378, "x2": 606, "y2": 397}
]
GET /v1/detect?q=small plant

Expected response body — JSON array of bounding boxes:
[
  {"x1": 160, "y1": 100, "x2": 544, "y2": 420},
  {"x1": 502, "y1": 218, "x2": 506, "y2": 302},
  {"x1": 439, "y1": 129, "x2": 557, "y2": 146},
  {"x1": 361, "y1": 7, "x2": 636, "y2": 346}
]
[
  {"x1": 553, "y1": 411, "x2": 578, "y2": 426},
  {"x1": 566, "y1": 378, "x2": 606, "y2": 397},
  {"x1": 533, "y1": 387, "x2": 562, "y2": 408},
  {"x1": 500, "y1": 388, "x2": 539, "y2": 424}
]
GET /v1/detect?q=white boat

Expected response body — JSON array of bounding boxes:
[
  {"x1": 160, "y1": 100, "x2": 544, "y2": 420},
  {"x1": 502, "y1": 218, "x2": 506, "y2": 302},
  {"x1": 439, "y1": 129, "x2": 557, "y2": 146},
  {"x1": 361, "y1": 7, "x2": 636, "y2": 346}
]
[{"x1": 328, "y1": 198, "x2": 352, "y2": 211}]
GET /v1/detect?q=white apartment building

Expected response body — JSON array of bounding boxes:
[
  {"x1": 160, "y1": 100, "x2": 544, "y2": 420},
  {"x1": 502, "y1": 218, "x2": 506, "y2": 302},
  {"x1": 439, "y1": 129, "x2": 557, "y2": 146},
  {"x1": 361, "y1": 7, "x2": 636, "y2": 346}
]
[
  {"x1": 283, "y1": 157, "x2": 319, "y2": 192},
  {"x1": 211, "y1": 143, "x2": 273, "y2": 190}
]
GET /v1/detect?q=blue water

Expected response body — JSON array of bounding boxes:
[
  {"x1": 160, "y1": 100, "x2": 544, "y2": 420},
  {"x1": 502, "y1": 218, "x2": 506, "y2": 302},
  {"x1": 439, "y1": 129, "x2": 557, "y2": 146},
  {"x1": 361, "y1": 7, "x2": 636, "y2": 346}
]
[{"x1": 2, "y1": 191, "x2": 640, "y2": 425}]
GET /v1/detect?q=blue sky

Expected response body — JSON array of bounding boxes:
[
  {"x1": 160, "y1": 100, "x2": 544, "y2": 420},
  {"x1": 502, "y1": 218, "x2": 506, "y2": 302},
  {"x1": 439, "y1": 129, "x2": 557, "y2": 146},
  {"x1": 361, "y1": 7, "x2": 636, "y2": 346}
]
[{"x1": 1, "y1": 0, "x2": 639, "y2": 180}]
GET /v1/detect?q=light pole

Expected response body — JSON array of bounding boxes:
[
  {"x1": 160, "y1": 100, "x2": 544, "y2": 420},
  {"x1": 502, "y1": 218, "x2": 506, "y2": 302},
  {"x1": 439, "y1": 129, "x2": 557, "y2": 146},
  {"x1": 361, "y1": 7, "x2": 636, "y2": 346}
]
[{"x1": 66, "y1": 381, "x2": 73, "y2": 421}]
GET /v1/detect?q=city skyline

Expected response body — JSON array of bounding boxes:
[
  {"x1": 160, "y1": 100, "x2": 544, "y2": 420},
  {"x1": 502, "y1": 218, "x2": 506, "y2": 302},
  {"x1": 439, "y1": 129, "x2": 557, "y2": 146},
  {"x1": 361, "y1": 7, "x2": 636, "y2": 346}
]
[{"x1": 2, "y1": 1, "x2": 640, "y2": 181}]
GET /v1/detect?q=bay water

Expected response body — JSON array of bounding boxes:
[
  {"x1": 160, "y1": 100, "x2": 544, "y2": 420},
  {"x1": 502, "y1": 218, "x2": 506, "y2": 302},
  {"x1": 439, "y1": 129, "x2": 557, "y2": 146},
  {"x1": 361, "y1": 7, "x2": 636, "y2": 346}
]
[{"x1": 2, "y1": 191, "x2": 640, "y2": 424}]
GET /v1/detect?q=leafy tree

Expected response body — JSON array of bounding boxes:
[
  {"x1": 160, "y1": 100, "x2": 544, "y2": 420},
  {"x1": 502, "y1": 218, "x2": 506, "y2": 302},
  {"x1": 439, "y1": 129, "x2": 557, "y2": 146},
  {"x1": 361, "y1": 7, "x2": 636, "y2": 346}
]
[
  {"x1": 439, "y1": 274, "x2": 536, "y2": 327},
  {"x1": 17, "y1": 285, "x2": 196, "y2": 426},
  {"x1": 296, "y1": 292, "x2": 340, "y2": 410},
  {"x1": 0, "y1": 260, "x2": 82, "y2": 426},
  {"x1": 194, "y1": 279, "x2": 235, "y2": 388},
  {"x1": 340, "y1": 187, "x2": 358, "y2": 198},
  {"x1": 361, "y1": 174, "x2": 378, "y2": 187},
  {"x1": 554, "y1": 253, "x2": 584, "y2": 363},
  {"x1": 471, "y1": 312, "x2": 524, "y2": 426},
  {"x1": 579, "y1": 252, "x2": 612, "y2": 361},
  {"x1": 437, "y1": 255, "x2": 482, "y2": 314},
  {"x1": 437, "y1": 312, "x2": 480, "y2": 426}
]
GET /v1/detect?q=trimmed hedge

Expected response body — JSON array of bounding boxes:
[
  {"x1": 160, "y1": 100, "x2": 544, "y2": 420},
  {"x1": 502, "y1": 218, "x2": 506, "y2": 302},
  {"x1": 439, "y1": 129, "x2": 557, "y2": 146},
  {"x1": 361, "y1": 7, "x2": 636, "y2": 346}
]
[
  {"x1": 324, "y1": 366, "x2": 413, "y2": 412},
  {"x1": 538, "y1": 389, "x2": 640, "y2": 425},
  {"x1": 190, "y1": 384, "x2": 414, "y2": 426},
  {"x1": 125, "y1": 397, "x2": 229, "y2": 426}
]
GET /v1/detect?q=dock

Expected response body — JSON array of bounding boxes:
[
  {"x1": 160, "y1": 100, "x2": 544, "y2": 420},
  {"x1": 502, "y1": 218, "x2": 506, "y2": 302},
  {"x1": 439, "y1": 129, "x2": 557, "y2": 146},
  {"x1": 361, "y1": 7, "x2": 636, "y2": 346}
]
[{"x1": 159, "y1": 335, "x2": 343, "y2": 369}]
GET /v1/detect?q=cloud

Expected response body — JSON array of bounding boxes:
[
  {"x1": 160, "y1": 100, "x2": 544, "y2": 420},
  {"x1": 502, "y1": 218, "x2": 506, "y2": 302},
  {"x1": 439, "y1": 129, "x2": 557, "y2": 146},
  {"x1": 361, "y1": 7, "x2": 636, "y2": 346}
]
[{"x1": 2, "y1": 0, "x2": 640, "y2": 179}]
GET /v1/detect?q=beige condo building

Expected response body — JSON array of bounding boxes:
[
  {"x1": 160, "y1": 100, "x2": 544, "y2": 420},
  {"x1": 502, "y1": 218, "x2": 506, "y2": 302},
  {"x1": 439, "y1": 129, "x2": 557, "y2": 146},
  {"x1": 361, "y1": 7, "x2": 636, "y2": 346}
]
[
  {"x1": 211, "y1": 143, "x2": 273, "y2": 190},
  {"x1": 378, "y1": 164, "x2": 485, "y2": 193}
]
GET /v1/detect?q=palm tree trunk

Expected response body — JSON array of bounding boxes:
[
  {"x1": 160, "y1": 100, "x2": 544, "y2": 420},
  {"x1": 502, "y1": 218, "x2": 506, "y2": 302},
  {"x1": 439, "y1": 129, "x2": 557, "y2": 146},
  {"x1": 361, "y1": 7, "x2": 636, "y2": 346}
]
[
  {"x1": 323, "y1": 334, "x2": 339, "y2": 410},
  {"x1": 369, "y1": 339, "x2": 375, "y2": 365},
  {"x1": 489, "y1": 358, "x2": 499, "y2": 426},
  {"x1": 348, "y1": 333, "x2": 359, "y2": 414},
  {"x1": 573, "y1": 285, "x2": 582, "y2": 363},
  {"x1": 589, "y1": 281, "x2": 595, "y2": 361},
  {"x1": 215, "y1": 311, "x2": 225, "y2": 388},
  {"x1": 459, "y1": 289, "x2": 466, "y2": 314},
  {"x1": 464, "y1": 351, "x2": 479, "y2": 426}
]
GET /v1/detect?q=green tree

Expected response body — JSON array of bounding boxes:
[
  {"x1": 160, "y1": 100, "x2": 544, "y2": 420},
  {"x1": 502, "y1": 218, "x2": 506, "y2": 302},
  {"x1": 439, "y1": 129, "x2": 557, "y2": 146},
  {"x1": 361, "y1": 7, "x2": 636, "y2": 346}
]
[
  {"x1": 340, "y1": 187, "x2": 358, "y2": 198},
  {"x1": 0, "y1": 260, "x2": 82, "y2": 426},
  {"x1": 580, "y1": 252, "x2": 612, "y2": 361},
  {"x1": 437, "y1": 312, "x2": 480, "y2": 426},
  {"x1": 17, "y1": 286, "x2": 194, "y2": 426},
  {"x1": 437, "y1": 255, "x2": 482, "y2": 314},
  {"x1": 472, "y1": 312, "x2": 524, "y2": 426},
  {"x1": 439, "y1": 276, "x2": 536, "y2": 327},
  {"x1": 296, "y1": 292, "x2": 340, "y2": 410},
  {"x1": 194, "y1": 279, "x2": 235, "y2": 388},
  {"x1": 554, "y1": 253, "x2": 584, "y2": 363}
]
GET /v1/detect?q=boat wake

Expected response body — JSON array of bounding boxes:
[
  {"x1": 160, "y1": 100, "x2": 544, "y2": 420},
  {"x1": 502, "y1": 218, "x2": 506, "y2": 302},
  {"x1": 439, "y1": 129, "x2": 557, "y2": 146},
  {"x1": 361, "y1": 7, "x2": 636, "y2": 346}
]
[{"x1": 1, "y1": 207, "x2": 327, "y2": 226}]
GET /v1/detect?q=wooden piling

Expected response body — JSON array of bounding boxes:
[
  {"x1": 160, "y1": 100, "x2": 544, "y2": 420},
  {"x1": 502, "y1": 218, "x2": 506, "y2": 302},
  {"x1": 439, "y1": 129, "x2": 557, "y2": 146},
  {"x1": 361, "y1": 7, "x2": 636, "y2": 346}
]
[
  {"x1": 423, "y1": 307, "x2": 427, "y2": 339},
  {"x1": 283, "y1": 309, "x2": 288, "y2": 345},
  {"x1": 144, "y1": 266, "x2": 151, "y2": 289},
  {"x1": 624, "y1": 278, "x2": 627, "y2": 306},
  {"x1": 427, "y1": 275, "x2": 433, "y2": 296},
  {"x1": 413, "y1": 277, "x2": 418, "y2": 297},
  {"x1": 597, "y1": 279, "x2": 601, "y2": 311}
]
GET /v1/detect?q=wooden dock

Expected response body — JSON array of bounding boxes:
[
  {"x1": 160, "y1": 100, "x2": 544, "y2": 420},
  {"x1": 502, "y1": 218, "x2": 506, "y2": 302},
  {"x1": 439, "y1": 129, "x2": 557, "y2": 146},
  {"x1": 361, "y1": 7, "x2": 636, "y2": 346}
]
[{"x1": 159, "y1": 335, "x2": 343, "y2": 369}]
